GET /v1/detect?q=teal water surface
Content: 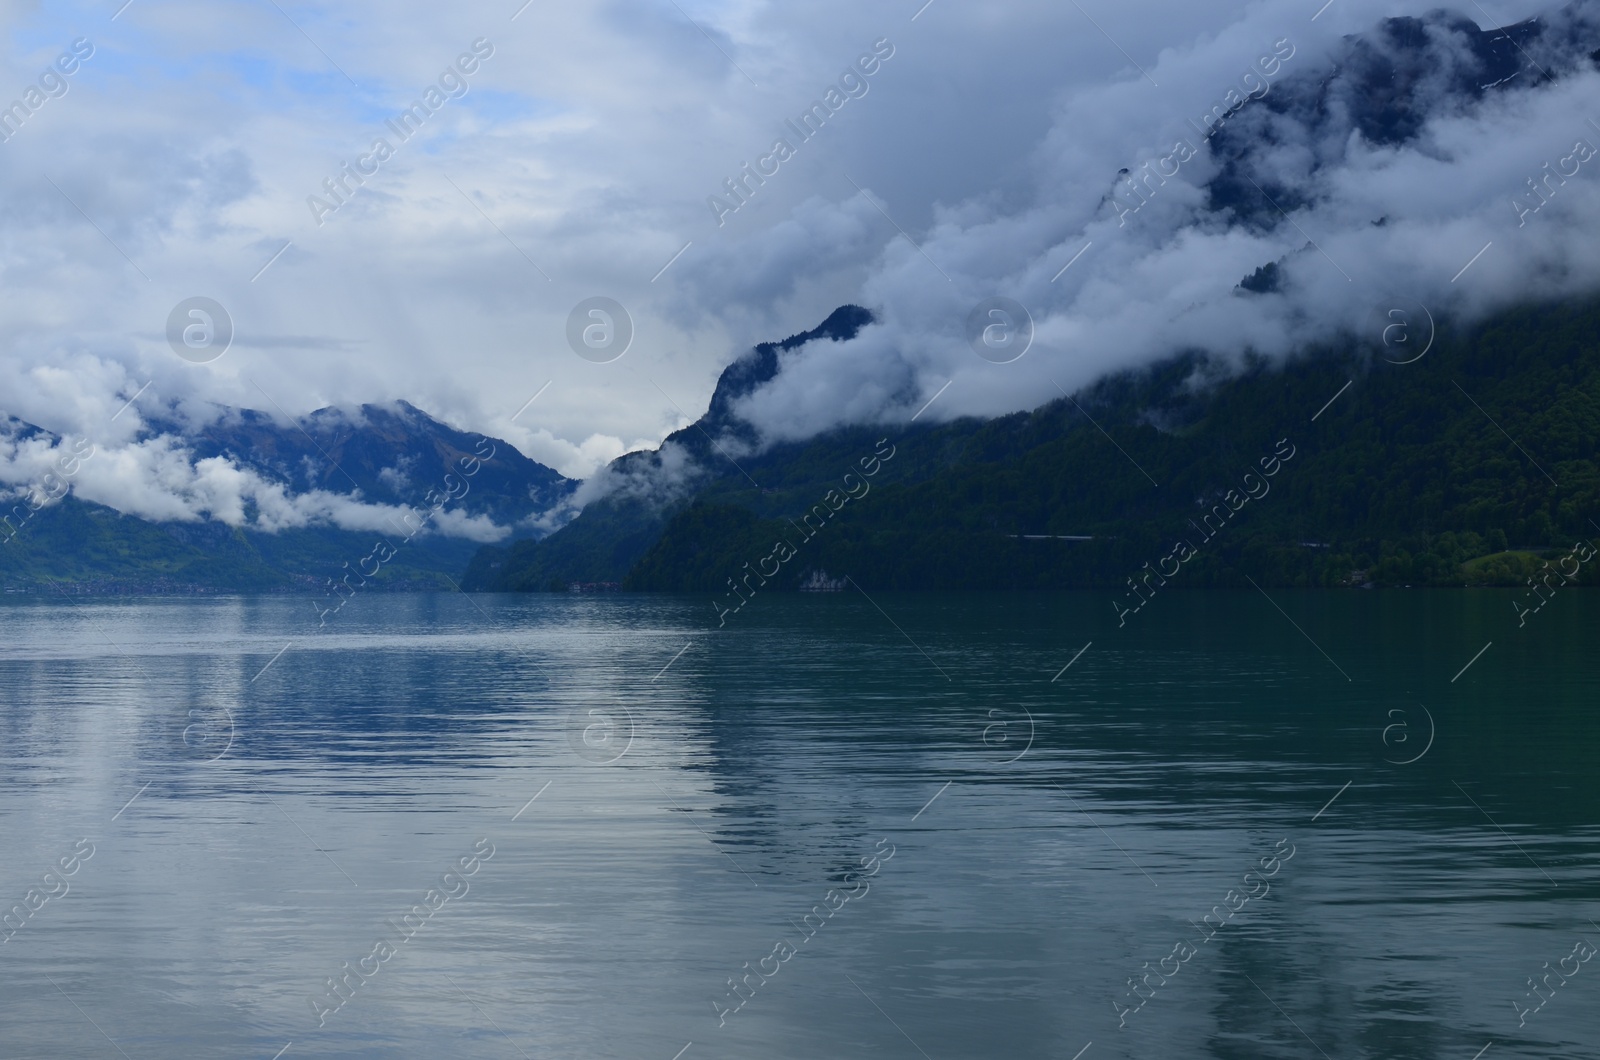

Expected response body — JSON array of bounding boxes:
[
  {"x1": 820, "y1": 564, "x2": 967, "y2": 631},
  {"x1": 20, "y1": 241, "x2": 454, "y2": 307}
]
[{"x1": 0, "y1": 589, "x2": 1596, "y2": 1059}]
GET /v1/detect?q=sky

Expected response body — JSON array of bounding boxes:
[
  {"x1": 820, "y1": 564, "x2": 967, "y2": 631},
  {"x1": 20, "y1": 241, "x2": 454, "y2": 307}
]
[{"x1": 0, "y1": 0, "x2": 1592, "y2": 528}]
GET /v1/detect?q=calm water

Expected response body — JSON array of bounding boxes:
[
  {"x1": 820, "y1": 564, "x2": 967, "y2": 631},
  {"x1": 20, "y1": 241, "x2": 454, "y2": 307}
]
[{"x1": 1, "y1": 589, "x2": 1597, "y2": 1059}]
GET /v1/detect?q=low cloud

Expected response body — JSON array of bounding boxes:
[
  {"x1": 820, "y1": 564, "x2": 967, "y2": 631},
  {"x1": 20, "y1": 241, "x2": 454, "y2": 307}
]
[
  {"x1": 730, "y1": 3, "x2": 1600, "y2": 442},
  {"x1": 0, "y1": 419, "x2": 512, "y2": 542},
  {"x1": 0, "y1": 0, "x2": 1586, "y2": 510},
  {"x1": 569, "y1": 437, "x2": 708, "y2": 510}
]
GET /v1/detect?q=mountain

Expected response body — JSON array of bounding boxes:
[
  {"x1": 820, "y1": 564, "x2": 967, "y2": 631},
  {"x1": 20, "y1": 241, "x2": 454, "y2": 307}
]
[
  {"x1": 13, "y1": 6, "x2": 1600, "y2": 598},
  {"x1": 460, "y1": 5, "x2": 1600, "y2": 598},
  {"x1": 1207, "y1": 4, "x2": 1599, "y2": 222},
  {"x1": 468, "y1": 291, "x2": 1600, "y2": 596},
  {"x1": 461, "y1": 305, "x2": 875, "y2": 591},
  {"x1": 159, "y1": 399, "x2": 573, "y2": 529},
  {"x1": 0, "y1": 401, "x2": 575, "y2": 593}
]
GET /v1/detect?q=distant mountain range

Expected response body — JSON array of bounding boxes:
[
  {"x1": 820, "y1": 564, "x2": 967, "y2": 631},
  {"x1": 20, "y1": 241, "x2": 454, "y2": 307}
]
[
  {"x1": 7, "y1": 287, "x2": 1597, "y2": 597},
  {"x1": 0, "y1": 401, "x2": 574, "y2": 593},
  {"x1": 164, "y1": 400, "x2": 573, "y2": 531},
  {"x1": 7, "y1": 5, "x2": 1600, "y2": 598}
]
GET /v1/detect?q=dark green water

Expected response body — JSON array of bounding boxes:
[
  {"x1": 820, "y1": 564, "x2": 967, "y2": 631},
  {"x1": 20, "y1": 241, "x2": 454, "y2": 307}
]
[{"x1": 0, "y1": 589, "x2": 1595, "y2": 1059}]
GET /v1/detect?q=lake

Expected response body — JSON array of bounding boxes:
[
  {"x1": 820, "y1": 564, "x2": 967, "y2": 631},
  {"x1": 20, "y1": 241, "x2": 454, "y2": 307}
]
[{"x1": 1, "y1": 589, "x2": 1596, "y2": 1059}]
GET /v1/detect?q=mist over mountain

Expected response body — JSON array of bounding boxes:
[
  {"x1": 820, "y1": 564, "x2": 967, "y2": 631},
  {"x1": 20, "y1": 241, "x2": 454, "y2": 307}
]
[
  {"x1": 0, "y1": 400, "x2": 573, "y2": 591},
  {"x1": 1208, "y1": 9, "x2": 1578, "y2": 219},
  {"x1": 718, "y1": 2, "x2": 1600, "y2": 445},
  {"x1": 461, "y1": 4, "x2": 1600, "y2": 593},
  {"x1": 472, "y1": 291, "x2": 1600, "y2": 596},
  {"x1": 8, "y1": 4, "x2": 1600, "y2": 1057},
  {"x1": 4, "y1": 0, "x2": 1593, "y2": 493},
  {"x1": 154, "y1": 399, "x2": 574, "y2": 534},
  {"x1": 6, "y1": 2, "x2": 1600, "y2": 596},
  {"x1": 465, "y1": 306, "x2": 875, "y2": 590}
]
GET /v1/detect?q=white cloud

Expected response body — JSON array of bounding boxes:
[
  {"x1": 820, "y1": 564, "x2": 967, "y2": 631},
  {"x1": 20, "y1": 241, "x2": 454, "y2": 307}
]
[
  {"x1": 731, "y1": 0, "x2": 1600, "y2": 440},
  {"x1": 0, "y1": 0, "x2": 1586, "y2": 507},
  {"x1": 0, "y1": 423, "x2": 513, "y2": 541}
]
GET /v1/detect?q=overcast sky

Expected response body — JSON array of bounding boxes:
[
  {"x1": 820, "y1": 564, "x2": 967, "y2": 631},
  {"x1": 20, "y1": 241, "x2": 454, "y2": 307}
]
[{"x1": 0, "y1": 0, "x2": 1583, "y2": 498}]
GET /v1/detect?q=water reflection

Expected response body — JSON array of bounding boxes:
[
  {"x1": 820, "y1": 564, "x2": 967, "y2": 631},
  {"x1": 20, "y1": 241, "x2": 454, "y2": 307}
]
[{"x1": 0, "y1": 590, "x2": 1594, "y2": 1058}]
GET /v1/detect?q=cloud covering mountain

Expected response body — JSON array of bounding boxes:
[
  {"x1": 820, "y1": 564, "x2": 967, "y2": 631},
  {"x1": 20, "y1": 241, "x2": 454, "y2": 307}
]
[
  {"x1": 730, "y1": 2, "x2": 1600, "y2": 443},
  {"x1": 1, "y1": 400, "x2": 572, "y2": 546},
  {"x1": 0, "y1": 0, "x2": 1594, "y2": 524}
]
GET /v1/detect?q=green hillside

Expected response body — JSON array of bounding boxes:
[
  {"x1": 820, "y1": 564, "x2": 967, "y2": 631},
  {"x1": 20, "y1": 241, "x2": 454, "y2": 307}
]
[
  {"x1": 0, "y1": 496, "x2": 481, "y2": 594},
  {"x1": 477, "y1": 295, "x2": 1600, "y2": 593}
]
